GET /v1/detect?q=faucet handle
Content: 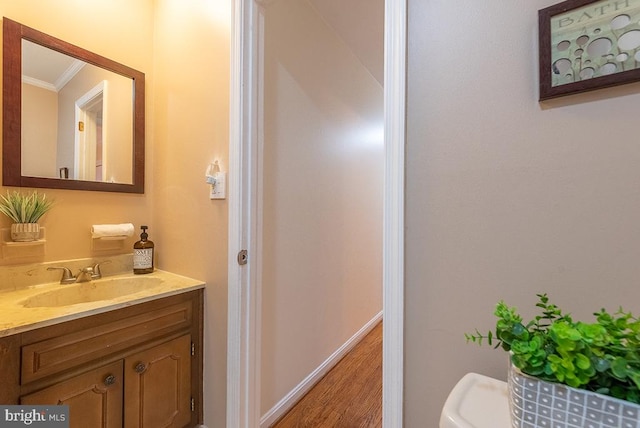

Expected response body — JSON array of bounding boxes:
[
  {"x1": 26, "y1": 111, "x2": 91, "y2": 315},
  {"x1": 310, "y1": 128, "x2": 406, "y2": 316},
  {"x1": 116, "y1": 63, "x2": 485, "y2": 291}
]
[
  {"x1": 91, "y1": 260, "x2": 111, "y2": 279},
  {"x1": 47, "y1": 267, "x2": 76, "y2": 284}
]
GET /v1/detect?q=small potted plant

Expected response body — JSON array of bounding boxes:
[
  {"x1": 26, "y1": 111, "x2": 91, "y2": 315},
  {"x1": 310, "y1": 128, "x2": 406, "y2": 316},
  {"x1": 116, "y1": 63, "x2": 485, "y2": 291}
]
[
  {"x1": 467, "y1": 294, "x2": 640, "y2": 427},
  {"x1": 0, "y1": 191, "x2": 54, "y2": 242}
]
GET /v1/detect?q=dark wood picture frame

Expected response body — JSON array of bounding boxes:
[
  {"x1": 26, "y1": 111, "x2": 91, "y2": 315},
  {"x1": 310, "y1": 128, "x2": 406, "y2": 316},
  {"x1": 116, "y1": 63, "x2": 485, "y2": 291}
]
[{"x1": 539, "y1": 0, "x2": 640, "y2": 101}]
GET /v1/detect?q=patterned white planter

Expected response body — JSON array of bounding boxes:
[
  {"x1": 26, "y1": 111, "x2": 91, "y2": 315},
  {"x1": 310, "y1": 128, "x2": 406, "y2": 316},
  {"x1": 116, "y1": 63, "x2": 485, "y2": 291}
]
[
  {"x1": 508, "y1": 364, "x2": 640, "y2": 428},
  {"x1": 10, "y1": 223, "x2": 40, "y2": 242}
]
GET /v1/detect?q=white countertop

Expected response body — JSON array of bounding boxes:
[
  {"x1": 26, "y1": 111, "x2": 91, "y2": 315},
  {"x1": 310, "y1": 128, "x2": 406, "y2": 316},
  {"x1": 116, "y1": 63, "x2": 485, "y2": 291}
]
[{"x1": 0, "y1": 270, "x2": 205, "y2": 337}]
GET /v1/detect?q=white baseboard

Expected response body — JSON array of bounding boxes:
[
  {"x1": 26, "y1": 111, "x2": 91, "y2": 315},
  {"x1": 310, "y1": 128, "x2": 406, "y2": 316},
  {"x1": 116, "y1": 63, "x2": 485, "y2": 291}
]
[{"x1": 259, "y1": 311, "x2": 383, "y2": 427}]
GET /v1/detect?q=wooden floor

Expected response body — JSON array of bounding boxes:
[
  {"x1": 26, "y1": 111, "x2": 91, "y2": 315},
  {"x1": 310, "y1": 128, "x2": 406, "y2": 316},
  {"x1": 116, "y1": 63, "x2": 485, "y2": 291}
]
[{"x1": 271, "y1": 322, "x2": 382, "y2": 428}]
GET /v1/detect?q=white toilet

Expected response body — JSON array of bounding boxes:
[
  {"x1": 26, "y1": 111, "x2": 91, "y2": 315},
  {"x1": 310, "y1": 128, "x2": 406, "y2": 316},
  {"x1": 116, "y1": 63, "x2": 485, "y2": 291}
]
[{"x1": 440, "y1": 373, "x2": 512, "y2": 428}]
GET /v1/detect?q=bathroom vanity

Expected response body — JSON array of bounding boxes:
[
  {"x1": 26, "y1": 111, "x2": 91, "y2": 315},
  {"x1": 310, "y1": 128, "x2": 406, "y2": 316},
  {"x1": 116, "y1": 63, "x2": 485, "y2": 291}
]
[
  {"x1": 0, "y1": 270, "x2": 204, "y2": 428},
  {"x1": 1, "y1": 15, "x2": 204, "y2": 427}
]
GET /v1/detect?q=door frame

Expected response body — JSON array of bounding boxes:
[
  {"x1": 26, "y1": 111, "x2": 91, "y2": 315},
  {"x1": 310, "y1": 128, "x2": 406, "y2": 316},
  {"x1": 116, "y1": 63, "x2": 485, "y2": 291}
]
[
  {"x1": 226, "y1": 0, "x2": 406, "y2": 426},
  {"x1": 74, "y1": 80, "x2": 107, "y2": 182}
]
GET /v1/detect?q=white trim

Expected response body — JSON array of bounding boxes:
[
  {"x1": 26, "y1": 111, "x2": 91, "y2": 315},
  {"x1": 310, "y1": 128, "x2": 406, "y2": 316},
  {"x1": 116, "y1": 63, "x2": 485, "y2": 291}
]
[
  {"x1": 21, "y1": 75, "x2": 57, "y2": 92},
  {"x1": 383, "y1": 0, "x2": 406, "y2": 427},
  {"x1": 74, "y1": 80, "x2": 107, "y2": 182},
  {"x1": 54, "y1": 60, "x2": 86, "y2": 91},
  {"x1": 227, "y1": 0, "x2": 262, "y2": 427},
  {"x1": 259, "y1": 312, "x2": 383, "y2": 428}
]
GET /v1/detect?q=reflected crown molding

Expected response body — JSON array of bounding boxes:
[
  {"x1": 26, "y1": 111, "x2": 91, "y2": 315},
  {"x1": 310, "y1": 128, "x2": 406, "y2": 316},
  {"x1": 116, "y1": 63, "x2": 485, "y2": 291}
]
[
  {"x1": 22, "y1": 75, "x2": 56, "y2": 92},
  {"x1": 53, "y1": 59, "x2": 85, "y2": 91},
  {"x1": 23, "y1": 59, "x2": 85, "y2": 92}
]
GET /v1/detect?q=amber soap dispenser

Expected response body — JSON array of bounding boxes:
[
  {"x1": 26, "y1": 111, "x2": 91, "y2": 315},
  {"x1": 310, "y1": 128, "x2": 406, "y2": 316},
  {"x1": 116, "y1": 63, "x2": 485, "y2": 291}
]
[{"x1": 133, "y1": 225, "x2": 154, "y2": 274}]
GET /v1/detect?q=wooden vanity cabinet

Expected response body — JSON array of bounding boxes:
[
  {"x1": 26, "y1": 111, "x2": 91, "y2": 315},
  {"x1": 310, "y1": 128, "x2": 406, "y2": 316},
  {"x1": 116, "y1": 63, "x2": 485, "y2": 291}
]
[{"x1": 0, "y1": 289, "x2": 203, "y2": 428}]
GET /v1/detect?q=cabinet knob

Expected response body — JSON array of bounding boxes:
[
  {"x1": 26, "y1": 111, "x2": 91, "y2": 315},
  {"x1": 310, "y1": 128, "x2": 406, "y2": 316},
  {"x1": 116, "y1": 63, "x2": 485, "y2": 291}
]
[
  {"x1": 103, "y1": 374, "x2": 116, "y2": 386},
  {"x1": 134, "y1": 362, "x2": 147, "y2": 374}
]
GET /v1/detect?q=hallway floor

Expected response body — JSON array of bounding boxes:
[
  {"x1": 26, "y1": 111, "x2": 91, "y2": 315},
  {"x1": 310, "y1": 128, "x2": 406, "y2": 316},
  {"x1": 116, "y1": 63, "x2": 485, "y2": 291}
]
[{"x1": 271, "y1": 322, "x2": 382, "y2": 427}]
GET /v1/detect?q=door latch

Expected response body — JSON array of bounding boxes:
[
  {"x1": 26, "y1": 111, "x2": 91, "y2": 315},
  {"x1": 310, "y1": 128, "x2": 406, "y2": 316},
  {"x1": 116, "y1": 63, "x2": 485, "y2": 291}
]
[{"x1": 237, "y1": 250, "x2": 248, "y2": 265}]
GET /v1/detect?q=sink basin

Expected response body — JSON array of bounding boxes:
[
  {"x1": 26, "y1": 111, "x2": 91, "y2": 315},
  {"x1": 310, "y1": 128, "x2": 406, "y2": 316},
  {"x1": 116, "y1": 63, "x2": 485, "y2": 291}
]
[{"x1": 21, "y1": 276, "x2": 164, "y2": 308}]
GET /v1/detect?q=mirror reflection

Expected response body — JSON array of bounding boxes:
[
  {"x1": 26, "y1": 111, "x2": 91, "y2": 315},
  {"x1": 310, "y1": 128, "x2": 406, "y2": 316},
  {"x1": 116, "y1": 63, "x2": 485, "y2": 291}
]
[{"x1": 21, "y1": 40, "x2": 134, "y2": 184}]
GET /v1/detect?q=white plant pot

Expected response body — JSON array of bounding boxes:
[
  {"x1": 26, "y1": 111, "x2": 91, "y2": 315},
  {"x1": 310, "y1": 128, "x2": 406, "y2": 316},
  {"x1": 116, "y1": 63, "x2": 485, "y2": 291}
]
[
  {"x1": 10, "y1": 223, "x2": 40, "y2": 242},
  {"x1": 508, "y1": 363, "x2": 640, "y2": 428}
]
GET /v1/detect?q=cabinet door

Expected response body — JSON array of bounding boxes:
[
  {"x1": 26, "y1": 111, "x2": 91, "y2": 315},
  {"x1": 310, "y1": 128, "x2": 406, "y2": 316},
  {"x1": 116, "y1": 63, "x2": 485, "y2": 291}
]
[
  {"x1": 21, "y1": 361, "x2": 123, "y2": 428},
  {"x1": 124, "y1": 335, "x2": 191, "y2": 428}
]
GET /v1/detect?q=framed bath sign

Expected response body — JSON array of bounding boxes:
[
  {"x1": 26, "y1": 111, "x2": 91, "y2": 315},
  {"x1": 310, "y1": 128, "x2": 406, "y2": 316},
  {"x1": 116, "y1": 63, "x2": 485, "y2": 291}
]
[{"x1": 539, "y1": 0, "x2": 640, "y2": 100}]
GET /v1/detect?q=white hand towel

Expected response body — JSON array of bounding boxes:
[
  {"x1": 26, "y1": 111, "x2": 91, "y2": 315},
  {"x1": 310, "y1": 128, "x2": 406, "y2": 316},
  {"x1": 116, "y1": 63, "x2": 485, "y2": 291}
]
[{"x1": 91, "y1": 223, "x2": 135, "y2": 238}]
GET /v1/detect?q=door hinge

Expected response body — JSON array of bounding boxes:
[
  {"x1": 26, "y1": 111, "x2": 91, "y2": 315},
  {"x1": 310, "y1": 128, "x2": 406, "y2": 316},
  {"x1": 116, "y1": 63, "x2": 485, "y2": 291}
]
[
  {"x1": 78, "y1": 121, "x2": 84, "y2": 131},
  {"x1": 191, "y1": 342, "x2": 195, "y2": 356},
  {"x1": 191, "y1": 397, "x2": 195, "y2": 412},
  {"x1": 237, "y1": 249, "x2": 248, "y2": 265}
]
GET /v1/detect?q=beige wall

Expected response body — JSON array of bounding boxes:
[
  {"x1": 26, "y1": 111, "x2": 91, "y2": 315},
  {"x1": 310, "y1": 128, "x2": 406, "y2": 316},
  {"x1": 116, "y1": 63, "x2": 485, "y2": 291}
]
[
  {"x1": 151, "y1": 1, "x2": 231, "y2": 426},
  {"x1": 405, "y1": 0, "x2": 640, "y2": 425},
  {"x1": 21, "y1": 84, "x2": 57, "y2": 177},
  {"x1": 0, "y1": 1, "x2": 231, "y2": 426},
  {"x1": 260, "y1": 0, "x2": 383, "y2": 417}
]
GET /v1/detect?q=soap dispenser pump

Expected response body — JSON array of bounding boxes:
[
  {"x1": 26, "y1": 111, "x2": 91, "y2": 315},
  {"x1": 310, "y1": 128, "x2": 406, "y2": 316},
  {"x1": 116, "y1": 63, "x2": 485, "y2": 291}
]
[{"x1": 133, "y1": 225, "x2": 154, "y2": 274}]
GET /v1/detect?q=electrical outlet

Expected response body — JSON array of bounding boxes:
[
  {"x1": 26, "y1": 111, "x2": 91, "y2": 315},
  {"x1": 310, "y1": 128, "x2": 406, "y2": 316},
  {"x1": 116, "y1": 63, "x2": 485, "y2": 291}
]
[{"x1": 210, "y1": 172, "x2": 226, "y2": 200}]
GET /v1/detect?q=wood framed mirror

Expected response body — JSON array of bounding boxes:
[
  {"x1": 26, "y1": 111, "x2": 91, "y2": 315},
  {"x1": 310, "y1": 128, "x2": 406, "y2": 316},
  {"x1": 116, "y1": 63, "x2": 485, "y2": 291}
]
[{"x1": 2, "y1": 17, "x2": 145, "y2": 193}]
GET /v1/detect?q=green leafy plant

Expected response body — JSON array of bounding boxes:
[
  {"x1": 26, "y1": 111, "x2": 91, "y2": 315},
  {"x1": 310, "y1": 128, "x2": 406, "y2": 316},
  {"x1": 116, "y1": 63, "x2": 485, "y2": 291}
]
[
  {"x1": 0, "y1": 191, "x2": 54, "y2": 223},
  {"x1": 466, "y1": 294, "x2": 640, "y2": 404}
]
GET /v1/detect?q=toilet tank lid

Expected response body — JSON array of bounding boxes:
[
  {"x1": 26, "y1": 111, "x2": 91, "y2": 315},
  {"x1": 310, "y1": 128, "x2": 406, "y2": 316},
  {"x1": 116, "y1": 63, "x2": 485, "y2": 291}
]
[{"x1": 439, "y1": 372, "x2": 511, "y2": 428}]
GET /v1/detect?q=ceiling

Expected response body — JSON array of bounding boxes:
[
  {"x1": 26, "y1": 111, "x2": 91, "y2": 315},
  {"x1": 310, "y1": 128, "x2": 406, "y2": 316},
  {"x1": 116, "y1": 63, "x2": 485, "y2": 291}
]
[
  {"x1": 22, "y1": 40, "x2": 84, "y2": 91},
  {"x1": 308, "y1": 0, "x2": 384, "y2": 85}
]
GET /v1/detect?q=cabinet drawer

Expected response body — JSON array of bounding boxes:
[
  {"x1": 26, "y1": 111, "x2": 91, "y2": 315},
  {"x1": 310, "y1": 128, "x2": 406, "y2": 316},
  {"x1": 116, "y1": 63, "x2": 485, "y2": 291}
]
[{"x1": 21, "y1": 300, "x2": 193, "y2": 384}]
